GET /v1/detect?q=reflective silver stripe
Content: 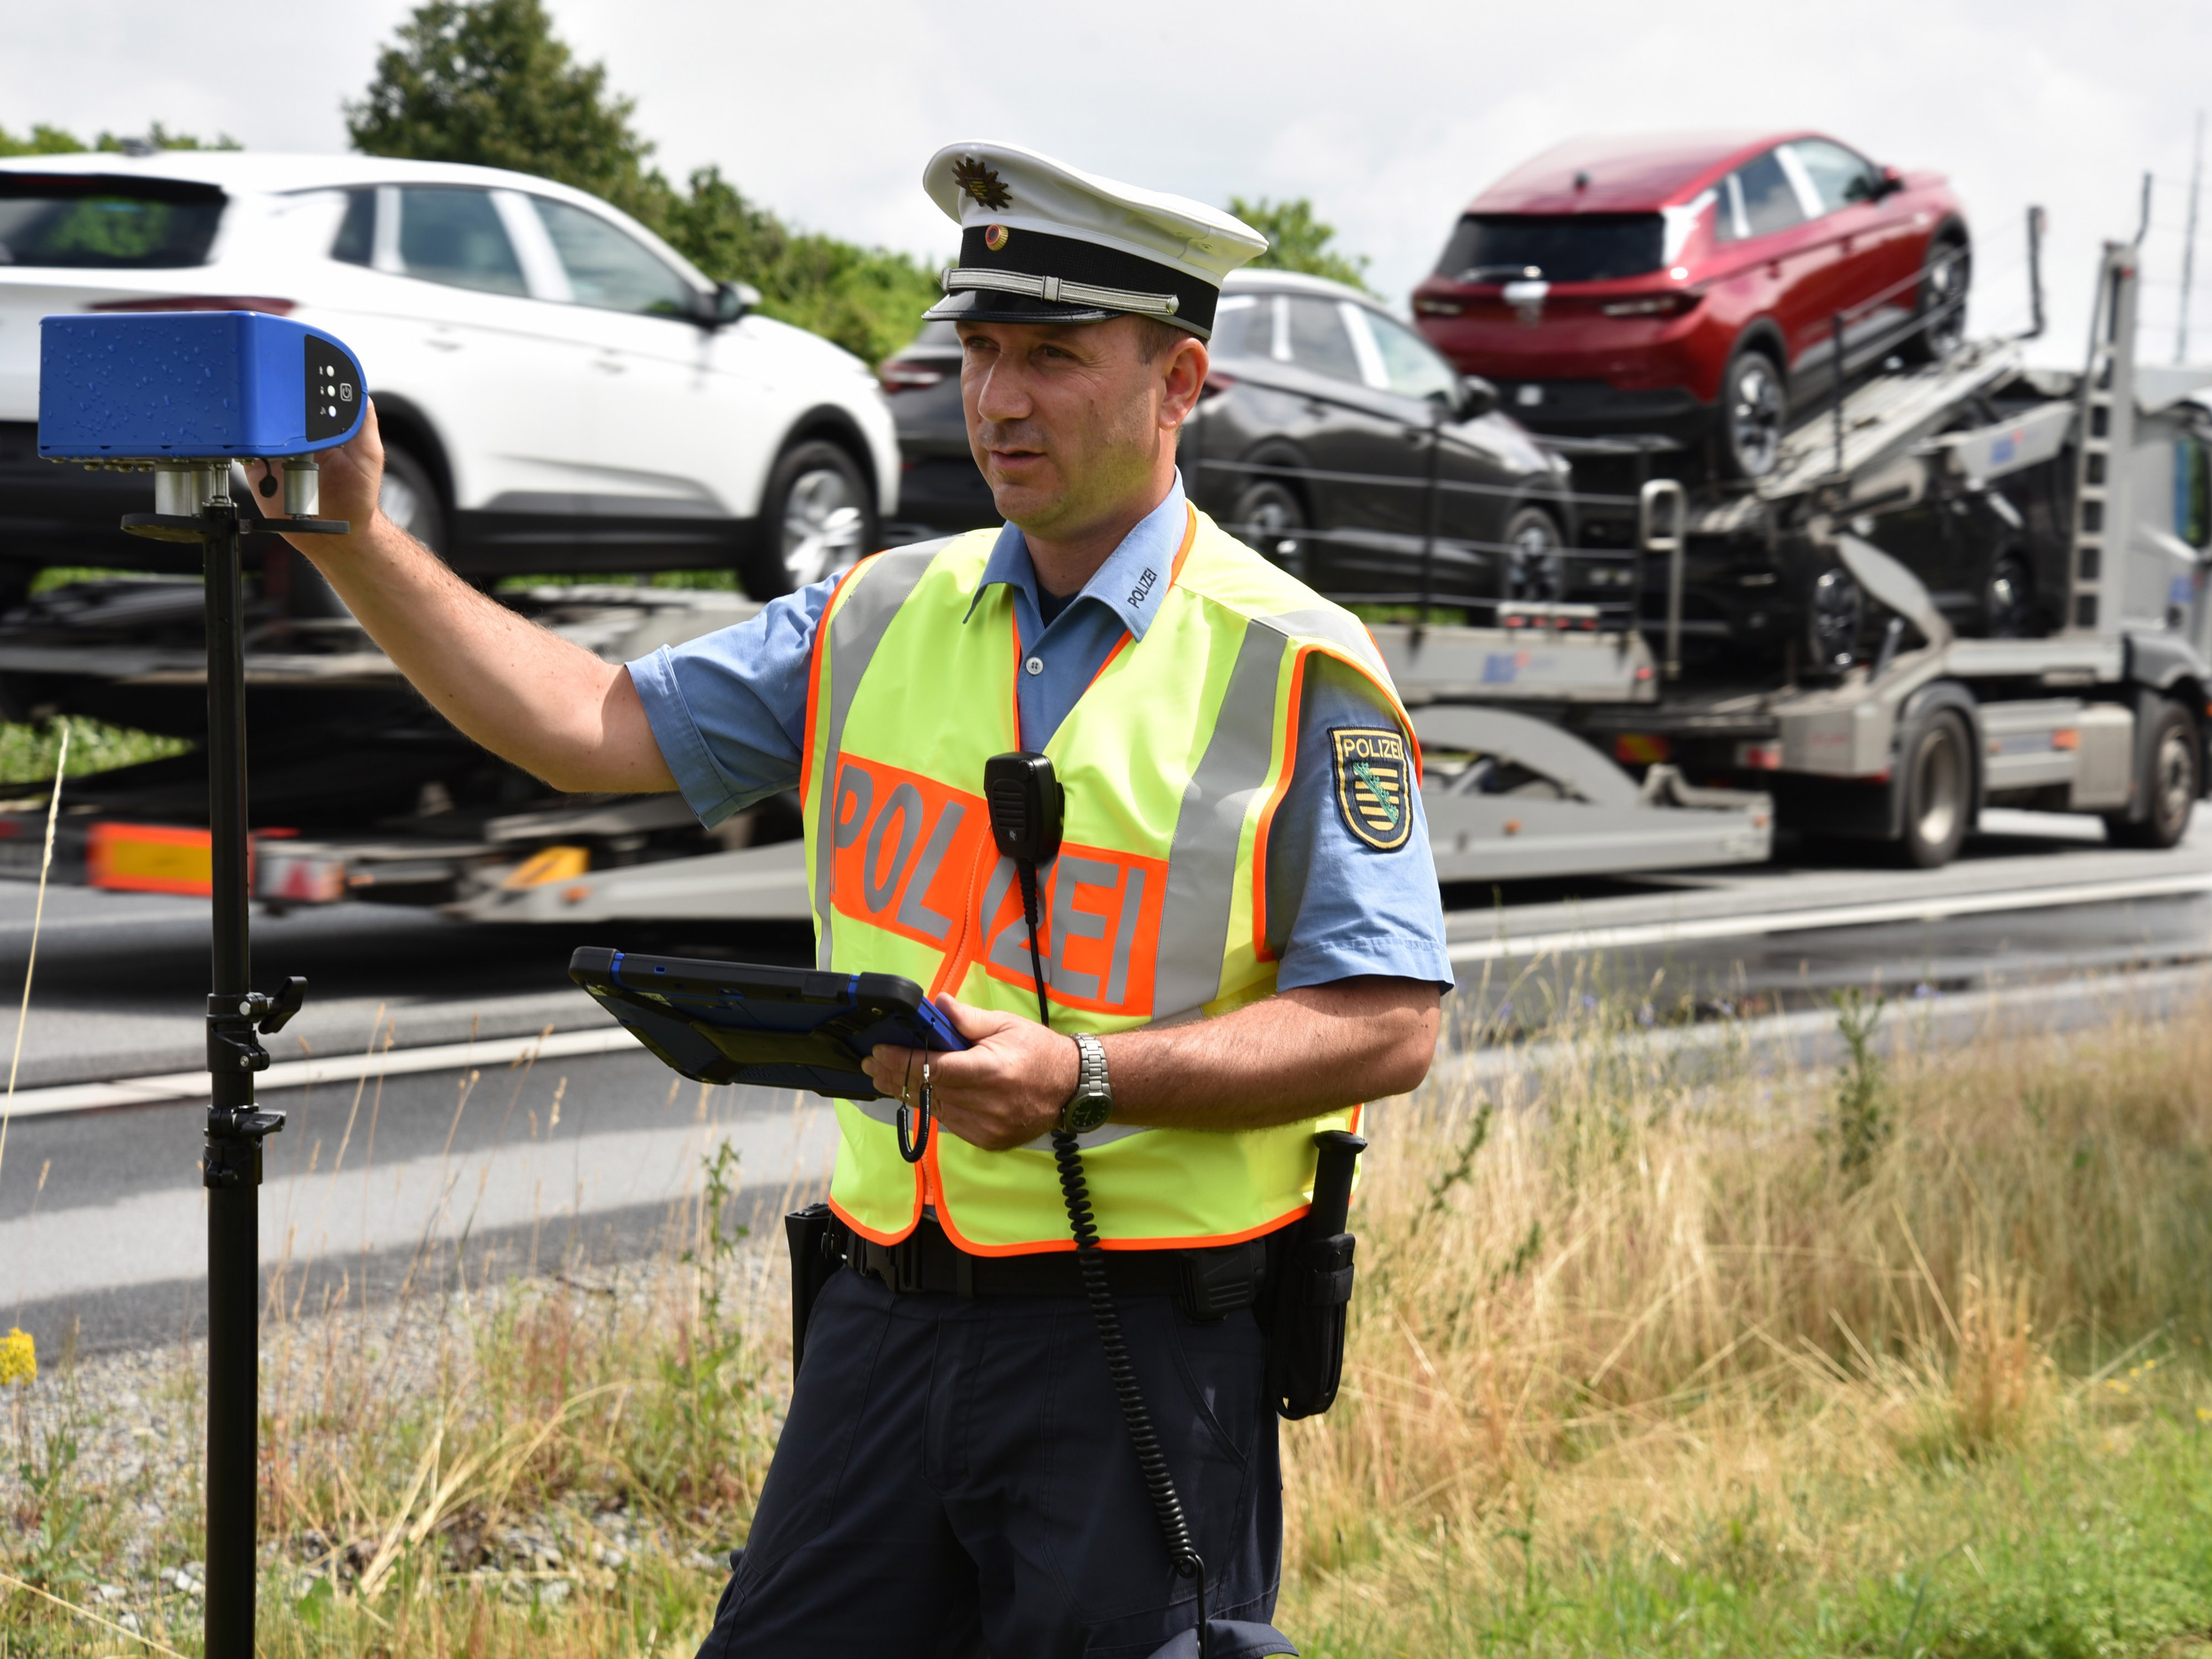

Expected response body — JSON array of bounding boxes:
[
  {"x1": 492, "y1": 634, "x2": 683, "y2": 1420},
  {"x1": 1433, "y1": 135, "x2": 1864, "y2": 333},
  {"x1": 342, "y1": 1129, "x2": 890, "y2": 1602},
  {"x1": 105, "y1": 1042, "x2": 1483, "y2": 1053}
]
[
  {"x1": 1151, "y1": 619, "x2": 1291, "y2": 1022},
  {"x1": 941, "y1": 265, "x2": 1181, "y2": 317},
  {"x1": 1259, "y1": 606, "x2": 1387, "y2": 676},
  {"x1": 811, "y1": 542, "x2": 945, "y2": 968}
]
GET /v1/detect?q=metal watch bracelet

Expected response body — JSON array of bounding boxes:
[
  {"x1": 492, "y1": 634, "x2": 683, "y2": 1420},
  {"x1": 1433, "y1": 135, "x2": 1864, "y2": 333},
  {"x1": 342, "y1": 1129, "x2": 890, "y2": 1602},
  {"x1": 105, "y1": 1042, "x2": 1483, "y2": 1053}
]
[{"x1": 1059, "y1": 1032, "x2": 1113, "y2": 1134}]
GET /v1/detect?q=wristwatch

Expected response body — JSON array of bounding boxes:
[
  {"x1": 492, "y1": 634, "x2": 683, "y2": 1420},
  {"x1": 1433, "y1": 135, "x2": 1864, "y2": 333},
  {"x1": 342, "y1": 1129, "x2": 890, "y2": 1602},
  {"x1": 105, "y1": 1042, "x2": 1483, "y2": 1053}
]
[{"x1": 1058, "y1": 1032, "x2": 1113, "y2": 1134}]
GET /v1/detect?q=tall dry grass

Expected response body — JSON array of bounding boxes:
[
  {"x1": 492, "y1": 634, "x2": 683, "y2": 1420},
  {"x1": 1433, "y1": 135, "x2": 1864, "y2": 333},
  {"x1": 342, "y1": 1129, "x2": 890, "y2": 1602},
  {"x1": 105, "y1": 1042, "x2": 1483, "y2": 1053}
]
[
  {"x1": 1277, "y1": 992, "x2": 2212, "y2": 1647},
  {"x1": 8, "y1": 987, "x2": 2212, "y2": 1656}
]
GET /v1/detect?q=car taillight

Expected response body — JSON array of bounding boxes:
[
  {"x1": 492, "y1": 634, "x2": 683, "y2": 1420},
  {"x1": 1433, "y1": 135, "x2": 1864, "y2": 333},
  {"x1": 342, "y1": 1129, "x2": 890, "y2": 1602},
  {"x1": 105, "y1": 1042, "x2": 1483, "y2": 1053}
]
[
  {"x1": 1598, "y1": 291, "x2": 1701, "y2": 319},
  {"x1": 90, "y1": 295, "x2": 296, "y2": 315},
  {"x1": 1200, "y1": 369, "x2": 1237, "y2": 400},
  {"x1": 1413, "y1": 296, "x2": 1465, "y2": 317},
  {"x1": 878, "y1": 359, "x2": 946, "y2": 393}
]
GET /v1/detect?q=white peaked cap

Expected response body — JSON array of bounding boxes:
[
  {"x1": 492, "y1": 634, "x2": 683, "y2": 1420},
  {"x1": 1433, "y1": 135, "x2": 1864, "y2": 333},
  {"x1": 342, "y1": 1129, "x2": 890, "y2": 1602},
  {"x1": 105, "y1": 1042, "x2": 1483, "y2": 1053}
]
[{"x1": 920, "y1": 140, "x2": 1267, "y2": 338}]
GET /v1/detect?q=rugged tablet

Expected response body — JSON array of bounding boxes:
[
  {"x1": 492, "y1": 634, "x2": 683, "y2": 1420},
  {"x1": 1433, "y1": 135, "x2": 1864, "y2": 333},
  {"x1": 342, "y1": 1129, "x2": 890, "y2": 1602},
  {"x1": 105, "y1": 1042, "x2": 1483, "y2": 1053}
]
[{"x1": 568, "y1": 947, "x2": 966, "y2": 1098}]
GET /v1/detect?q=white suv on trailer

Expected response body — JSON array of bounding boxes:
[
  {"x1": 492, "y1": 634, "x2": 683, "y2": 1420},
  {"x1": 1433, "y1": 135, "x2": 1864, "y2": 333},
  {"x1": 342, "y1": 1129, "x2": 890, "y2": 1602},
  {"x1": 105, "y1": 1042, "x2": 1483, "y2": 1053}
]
[{"x1": 0, "y1": 152, "x2": 899, "y2": 600}]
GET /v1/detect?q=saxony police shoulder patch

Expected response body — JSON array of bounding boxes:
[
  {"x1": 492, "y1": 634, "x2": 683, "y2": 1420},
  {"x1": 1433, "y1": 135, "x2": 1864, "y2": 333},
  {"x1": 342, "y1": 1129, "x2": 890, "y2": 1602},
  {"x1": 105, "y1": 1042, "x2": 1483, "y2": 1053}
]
[{"x1": 1330, "y1": 727, "x2": 1412, "y2": 851}]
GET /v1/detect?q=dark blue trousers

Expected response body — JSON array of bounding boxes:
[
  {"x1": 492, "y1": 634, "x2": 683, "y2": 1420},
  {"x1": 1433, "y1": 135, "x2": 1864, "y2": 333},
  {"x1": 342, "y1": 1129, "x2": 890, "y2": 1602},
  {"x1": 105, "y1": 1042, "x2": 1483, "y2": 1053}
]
[{"x1": 696, "y1": 1264, "x2": 1283, "y2": 1657}]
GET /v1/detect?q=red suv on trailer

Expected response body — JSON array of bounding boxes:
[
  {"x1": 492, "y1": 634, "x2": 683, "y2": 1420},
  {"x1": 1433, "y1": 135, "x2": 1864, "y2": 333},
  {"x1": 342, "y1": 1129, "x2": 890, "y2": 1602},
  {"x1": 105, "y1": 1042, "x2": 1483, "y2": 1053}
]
[{"x1": 1411, "y1": 131, "x2": 1969, "y2": 478}]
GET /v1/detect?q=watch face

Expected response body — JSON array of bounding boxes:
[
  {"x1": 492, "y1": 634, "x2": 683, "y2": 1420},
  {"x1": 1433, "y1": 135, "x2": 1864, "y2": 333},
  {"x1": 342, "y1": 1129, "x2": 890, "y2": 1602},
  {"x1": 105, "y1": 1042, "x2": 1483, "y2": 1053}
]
[{"x1": 1063, "y1": 1093, "x2": 1112, "y2": 1134}]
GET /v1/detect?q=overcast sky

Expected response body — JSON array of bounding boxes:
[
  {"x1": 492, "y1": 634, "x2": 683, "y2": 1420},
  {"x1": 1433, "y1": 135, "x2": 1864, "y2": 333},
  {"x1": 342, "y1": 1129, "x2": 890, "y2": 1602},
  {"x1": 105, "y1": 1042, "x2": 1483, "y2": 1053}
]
[{"x1": 4, "y1": 0, "x2": 2209, "y2": 363}]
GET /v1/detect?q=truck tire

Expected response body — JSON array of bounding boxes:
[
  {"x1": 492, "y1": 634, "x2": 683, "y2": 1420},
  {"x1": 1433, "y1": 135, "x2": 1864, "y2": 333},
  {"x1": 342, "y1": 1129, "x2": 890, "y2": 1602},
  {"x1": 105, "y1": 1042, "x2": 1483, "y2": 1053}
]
[
  {"x1": 1897, "y1": 706, "x2": 1972, "y2": 868},
  {"x1": 2106, "y1": 700, "x2": 2199, "y2": 848},
  {"x1": 1503, "y1": 506, "x2": 1567, "y2": 602},
  {"x1": 1806, "y1": 565, "x2": 1864, "y2": 676},
  {"x1": 740, "y1": 439, "x2": 876, "y2": 599}
]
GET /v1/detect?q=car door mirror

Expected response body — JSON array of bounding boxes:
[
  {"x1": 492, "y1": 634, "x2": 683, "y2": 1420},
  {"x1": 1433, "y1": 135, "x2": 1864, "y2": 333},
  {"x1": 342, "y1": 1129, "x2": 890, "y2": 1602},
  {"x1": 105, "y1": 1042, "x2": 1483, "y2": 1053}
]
[
  {"x1": 697, "y1": 280, "x2": 758, "y2": 327},
  {"x1": 1872, "y1": 165, "x2": 1906, "y2": 201},
  {"x1": 1455, "y1": 375, "x2": 1499, "y2": 420}
]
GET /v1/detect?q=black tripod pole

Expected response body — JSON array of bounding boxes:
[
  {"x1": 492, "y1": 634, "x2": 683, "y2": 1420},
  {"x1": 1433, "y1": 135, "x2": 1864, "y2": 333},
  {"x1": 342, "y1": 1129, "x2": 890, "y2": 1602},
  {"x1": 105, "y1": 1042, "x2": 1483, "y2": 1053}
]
[
  {"x1": 200, "y1": 494, "x2": 278, "y2": 1657},
  {"x1": 117, "y1": 474, "x2": 319, "y2": 1658}
]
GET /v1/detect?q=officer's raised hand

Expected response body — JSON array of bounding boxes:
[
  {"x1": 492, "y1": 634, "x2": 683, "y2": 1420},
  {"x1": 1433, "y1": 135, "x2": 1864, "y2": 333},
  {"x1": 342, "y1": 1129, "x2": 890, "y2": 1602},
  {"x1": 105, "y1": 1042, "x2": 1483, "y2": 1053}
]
[
  {"x1": 244, "y1": 399, "x2": 388, "y2": 544},
  {"x1": 864, "y1": 995, "x2": 1079, "y2": 1151}
]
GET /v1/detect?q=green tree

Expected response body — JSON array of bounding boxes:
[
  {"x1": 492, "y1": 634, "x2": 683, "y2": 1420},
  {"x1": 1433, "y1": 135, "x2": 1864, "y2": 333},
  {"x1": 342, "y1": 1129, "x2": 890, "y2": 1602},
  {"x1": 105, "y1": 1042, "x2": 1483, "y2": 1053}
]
[
  {"x1": 665, "y1": 165, "x2": 940, "y2": 368},
  {"x1": 0, "y1": 122, "x2": 237, "y2": 156},
  {"x1": 348, "y1": 0, "x2": 942, "y2": 363},
  {"x1": 1229, "y1": 195, "x2": 1373, "y2": 293},
  {"x1": 346, "y1": 0, "x2": 664, "y2": 221}
]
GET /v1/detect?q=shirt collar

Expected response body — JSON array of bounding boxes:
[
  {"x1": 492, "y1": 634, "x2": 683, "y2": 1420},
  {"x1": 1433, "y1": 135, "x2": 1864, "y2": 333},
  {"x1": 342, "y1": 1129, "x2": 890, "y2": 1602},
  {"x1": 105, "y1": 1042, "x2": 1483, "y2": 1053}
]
[{"x1": 964, "y1": 472, "x2": 1189, "y2": 641}]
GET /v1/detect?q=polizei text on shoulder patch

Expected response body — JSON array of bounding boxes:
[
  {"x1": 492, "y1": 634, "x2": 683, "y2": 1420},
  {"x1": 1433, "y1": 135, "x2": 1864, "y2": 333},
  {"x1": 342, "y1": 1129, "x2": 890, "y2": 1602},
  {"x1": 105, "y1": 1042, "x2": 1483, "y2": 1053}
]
[{"x1": 1329, "y1": 727, "x2": 1412, "y2": 851}]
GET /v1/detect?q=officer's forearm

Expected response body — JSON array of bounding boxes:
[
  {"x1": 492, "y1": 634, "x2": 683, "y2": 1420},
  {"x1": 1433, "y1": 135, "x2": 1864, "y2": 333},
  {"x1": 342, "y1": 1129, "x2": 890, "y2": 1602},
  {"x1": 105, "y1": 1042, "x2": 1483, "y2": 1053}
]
[
  {"x1": 1105, "y1": 976, "x2": 1439, "y2": 1131},
  {"x1": 292, "y1": 515, "x2": 675, "y2": 795}
]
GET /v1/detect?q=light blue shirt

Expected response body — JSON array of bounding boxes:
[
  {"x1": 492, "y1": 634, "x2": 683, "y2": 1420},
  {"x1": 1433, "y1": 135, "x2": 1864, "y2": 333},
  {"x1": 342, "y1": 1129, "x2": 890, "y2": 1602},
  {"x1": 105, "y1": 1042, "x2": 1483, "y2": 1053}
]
[{"x1": 627, "y1": 476, "x2": 1452, "y2": 993}]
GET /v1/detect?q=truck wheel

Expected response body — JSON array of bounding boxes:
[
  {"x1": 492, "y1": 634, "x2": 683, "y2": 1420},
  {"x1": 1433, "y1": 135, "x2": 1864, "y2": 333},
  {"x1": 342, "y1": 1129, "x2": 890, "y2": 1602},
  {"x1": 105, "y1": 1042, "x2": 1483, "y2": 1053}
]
[
  {"x1": 1897, "y1": 706, "x2": 1972, "y2": 868},
  {"x1": 1503, "y1": 507, "x2": 1567, "y2": 602},
  {"x1": 1984, "y1": 552, "x2": 2033, "y2": 638},
  {"x1": 1718, "y1": 345, "x2": 1785, "y2": 479},
  {"x1": 2106, "y1": 700, "x2": 2199, "y2": 848},
  {"x1": 1807, "y1": 565, "x2": 1863, "y2": 675},
  {"x1": 741, "y1": 440, "x2": 876, "y2": 598}
]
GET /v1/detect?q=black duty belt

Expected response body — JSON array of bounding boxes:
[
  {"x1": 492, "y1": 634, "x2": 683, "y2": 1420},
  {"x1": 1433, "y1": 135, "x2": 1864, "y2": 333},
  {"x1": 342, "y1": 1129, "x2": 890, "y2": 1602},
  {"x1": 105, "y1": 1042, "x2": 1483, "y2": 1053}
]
[{"x1": 838, "y1": 1214, "x2": 1270, "y2": 1322}]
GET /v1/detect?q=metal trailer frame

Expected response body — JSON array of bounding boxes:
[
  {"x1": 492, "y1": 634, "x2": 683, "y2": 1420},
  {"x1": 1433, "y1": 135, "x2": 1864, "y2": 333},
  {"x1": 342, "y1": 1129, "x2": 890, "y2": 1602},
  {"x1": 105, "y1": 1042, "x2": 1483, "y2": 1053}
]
[{"x1": 0, "y1": 243, "x2": 2206, "y2": 911}]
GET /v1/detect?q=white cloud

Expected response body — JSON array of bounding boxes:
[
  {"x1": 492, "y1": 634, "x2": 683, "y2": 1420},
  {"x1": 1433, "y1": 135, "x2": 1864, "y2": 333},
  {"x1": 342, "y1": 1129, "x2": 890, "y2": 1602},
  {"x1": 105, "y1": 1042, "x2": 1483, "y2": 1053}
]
[{"x1": 4, "y1": 0, "x2": 2209, "y2": 361}]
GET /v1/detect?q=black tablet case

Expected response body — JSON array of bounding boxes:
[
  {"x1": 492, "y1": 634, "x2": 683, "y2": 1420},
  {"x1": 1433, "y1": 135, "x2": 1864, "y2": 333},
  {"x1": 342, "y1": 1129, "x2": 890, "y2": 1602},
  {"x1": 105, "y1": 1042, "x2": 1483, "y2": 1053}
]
[{"x1": 568, "y1": 947, "x2": 962, "y2": 1099}]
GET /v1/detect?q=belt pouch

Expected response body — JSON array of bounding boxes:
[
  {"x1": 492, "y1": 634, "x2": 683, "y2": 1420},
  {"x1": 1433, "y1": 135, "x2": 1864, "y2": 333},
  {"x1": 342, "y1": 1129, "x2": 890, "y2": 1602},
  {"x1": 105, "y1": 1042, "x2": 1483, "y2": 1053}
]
[
  {"x1": 1266, "y1": 1129, "x2": 1365, "y2": 1419},
  {"x1": 784, "y1": 1202, "x2": 840, "y2": 1376},
  {"x1": 1266, "y1": 1229, "x2": 1357, "y2": 1419}
]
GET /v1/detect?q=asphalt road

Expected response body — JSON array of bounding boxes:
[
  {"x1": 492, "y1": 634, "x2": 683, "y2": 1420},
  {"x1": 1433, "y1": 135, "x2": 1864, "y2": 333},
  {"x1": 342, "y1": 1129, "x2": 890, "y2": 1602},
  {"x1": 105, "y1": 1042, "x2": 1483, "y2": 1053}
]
[{"x1": 3, "y1": 806, "x2": 2208, "y2": 1354}]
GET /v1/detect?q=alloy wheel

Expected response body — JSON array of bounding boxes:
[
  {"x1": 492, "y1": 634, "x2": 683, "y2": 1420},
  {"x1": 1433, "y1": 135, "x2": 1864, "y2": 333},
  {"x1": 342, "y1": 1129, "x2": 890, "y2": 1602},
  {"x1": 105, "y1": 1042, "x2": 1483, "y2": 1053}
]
[
  {"x1": 379, "y1": 471, "x2": 429, "y2": 541},
  {"x1": 781, "y1": 466, "x2": 867, "y2": 588},
  {"x1": 1727, "y1": 354, "x2": 1784, "y2": 478},
  {"x1": 1921, "y1": 244, "x2": 1971, "y2": 359}
]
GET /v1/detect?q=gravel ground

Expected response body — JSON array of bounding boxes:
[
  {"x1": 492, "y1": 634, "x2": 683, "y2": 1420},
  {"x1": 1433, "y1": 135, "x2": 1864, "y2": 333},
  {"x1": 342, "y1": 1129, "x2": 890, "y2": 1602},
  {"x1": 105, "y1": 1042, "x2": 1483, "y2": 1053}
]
[{"x1": 2, "y1": 1238, "x2": 788, "y2": 1635}]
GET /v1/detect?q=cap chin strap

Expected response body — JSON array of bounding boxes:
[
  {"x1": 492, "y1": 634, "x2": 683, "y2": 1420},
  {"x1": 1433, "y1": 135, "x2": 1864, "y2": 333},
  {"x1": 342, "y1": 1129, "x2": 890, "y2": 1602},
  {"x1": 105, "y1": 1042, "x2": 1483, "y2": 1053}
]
[{"x1": 942, "y1": 265, "x2": 1181, "y2": 317}]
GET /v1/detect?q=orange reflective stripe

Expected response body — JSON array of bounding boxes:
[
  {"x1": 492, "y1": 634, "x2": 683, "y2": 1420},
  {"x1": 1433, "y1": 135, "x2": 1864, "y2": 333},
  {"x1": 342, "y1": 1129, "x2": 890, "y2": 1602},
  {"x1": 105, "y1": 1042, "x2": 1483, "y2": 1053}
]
[
  {"x1": 828, "y1": 1187, "x2": 923, "y2": 1246},
  {"x1": 1086, "y1": 630, "x2": 1133, "y2": 691},
  {"x1": 1248, "y1": 646, "x2": 1309, "y2": 967},
  {"x1": 1168, "y1": 503, "x2": 1198, "y2": 587},
  {"x1": 931, "y1": 1192, "x2": 1308, "y2": 1256}
]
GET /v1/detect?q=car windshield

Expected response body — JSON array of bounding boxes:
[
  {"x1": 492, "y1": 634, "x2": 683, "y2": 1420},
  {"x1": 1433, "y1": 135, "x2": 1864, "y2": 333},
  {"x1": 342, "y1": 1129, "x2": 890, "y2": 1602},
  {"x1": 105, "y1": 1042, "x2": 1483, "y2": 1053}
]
[
  {"x1": 0, "y1": 175, "x2": 225, "y2": 268},
  {"x1": 1358, "y1": 308, "x2": 1459, "y2": 402},
  {"x1": 1436, "y1": 213, "x2": 1663, "y2": 283},
  {"x1": 531, "y1": 197, "x2": 693, "y2": 316}
]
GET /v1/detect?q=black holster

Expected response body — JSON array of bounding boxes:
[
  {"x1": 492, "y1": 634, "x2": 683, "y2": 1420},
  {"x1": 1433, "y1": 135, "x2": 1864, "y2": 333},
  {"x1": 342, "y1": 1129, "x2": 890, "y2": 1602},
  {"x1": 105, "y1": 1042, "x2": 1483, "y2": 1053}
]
[
  {"x1": 1265, "y1": 1130, "x2": 1365, "y2": 1420},
  {"x1": 784, "y1": 1202, "x2": 843, "y2": 1376}
]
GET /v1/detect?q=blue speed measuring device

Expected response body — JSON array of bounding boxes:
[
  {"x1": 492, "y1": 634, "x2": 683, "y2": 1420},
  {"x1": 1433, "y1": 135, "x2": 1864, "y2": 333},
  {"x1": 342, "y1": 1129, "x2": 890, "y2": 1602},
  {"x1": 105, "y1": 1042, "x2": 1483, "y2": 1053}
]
[
  {"x1": 38, "y1": 308, "x2": 364, "y2": 1659},
  {"x1": 40, "y1": 309, "x2": 364, "y2": 461}
]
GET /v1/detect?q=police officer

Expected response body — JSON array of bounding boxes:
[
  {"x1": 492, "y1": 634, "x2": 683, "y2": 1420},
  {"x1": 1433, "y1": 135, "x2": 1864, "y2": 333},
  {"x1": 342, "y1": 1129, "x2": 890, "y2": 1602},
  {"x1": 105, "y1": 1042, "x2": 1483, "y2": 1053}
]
[{"x1": 259, "y1": 142, "x2": 1452, "y2": 1656}]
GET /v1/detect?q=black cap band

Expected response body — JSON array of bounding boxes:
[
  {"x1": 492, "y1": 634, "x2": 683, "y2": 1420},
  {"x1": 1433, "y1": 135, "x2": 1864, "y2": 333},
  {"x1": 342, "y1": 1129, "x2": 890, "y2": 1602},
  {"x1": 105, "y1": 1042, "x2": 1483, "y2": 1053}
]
[{"x1": 924, "y1": 225, "x2": 1218, "y2": 338}]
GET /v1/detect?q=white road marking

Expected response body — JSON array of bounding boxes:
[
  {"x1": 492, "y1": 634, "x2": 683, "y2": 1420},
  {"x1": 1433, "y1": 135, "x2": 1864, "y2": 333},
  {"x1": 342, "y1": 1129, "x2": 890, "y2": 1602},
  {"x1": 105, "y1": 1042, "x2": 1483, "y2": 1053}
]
[
  {"x1": 1450, "y1": 869, "x2": 2212, "y2": 963},
  {"x1": 0, "y1": 1026, "x2": 641, "y2": 1120},
  {"x1": 0, "y1": 1100, "x2": 836, "y2": 1304}
]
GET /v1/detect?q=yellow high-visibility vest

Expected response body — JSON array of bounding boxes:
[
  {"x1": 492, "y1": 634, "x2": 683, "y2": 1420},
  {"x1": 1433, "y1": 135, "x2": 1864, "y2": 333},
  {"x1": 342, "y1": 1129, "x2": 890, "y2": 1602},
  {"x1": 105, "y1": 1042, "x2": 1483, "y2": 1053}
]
[{"x1": 801, "y1": 505, "x2": 1415, "y2": 1253}]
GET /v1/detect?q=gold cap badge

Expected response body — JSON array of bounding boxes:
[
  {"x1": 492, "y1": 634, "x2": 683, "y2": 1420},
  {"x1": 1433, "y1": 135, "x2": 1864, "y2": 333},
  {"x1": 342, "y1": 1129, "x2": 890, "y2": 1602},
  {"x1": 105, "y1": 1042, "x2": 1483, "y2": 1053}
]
[
  {"x1": 983, "y1": 223, "x2": 1009, "y2": 252},
  {"x1": 953, "y1": 157, "x2": 1011, "y2": 211}
]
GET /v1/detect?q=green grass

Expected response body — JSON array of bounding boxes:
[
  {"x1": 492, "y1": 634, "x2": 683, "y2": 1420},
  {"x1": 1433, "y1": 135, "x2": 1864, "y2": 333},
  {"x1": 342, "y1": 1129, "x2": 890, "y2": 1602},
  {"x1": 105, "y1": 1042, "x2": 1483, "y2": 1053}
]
[
  {"x1": 1285, "y1": 1405, "x2": 2212, "y2": 1657},
  {"x1": 10, "y1": 999, "x2": 2212, "y2": 1655},
  {"x1": 0, "y1": 718, "x2": 190, "y2": 789},
  {"x1": 493, "y1": 570, "x2": 740, "y2": 593}
]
